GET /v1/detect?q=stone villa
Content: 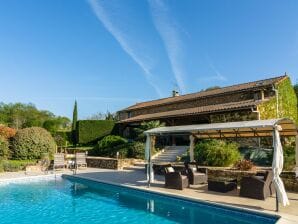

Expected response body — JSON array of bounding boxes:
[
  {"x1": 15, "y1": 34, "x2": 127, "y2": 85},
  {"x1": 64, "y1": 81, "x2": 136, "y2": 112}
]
[{"x1": 117, "y1": 75, "x2": 297, "y2": 138}]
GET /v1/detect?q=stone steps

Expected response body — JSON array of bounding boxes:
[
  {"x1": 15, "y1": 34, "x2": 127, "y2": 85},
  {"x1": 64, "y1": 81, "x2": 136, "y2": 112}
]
[{"x1": 152, "y1": 146, "x2": 188, "y2": 163}]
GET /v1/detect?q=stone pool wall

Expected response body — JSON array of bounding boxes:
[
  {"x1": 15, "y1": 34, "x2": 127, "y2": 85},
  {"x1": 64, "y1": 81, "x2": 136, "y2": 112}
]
[{"x1": 86, "y1": 157, "x2": 136, "y2": 170}]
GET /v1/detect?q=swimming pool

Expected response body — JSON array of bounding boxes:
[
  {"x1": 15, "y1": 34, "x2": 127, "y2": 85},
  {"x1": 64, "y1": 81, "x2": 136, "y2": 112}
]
[{"x1": 0, "y1": 175, "x2": 279, "y2": 224}]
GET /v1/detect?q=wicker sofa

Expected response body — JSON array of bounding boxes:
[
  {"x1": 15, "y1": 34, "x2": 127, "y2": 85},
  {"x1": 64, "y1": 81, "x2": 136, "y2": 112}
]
[
  {"x1": 184, "y1": 162, "x2": 208, "y2": 185},
  {"x1": 240, "y1": 170, "x2": 275, "y2": 200}
]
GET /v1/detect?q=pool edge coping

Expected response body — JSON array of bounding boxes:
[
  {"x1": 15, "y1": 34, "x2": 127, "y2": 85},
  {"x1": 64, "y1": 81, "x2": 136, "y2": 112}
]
[
  {"x1": 0, "y1": 173, "x2": 62, "y2": 183},
  {"x1": 63, "y1": 174, "x2": 293, "y2": 224},
  {"x1": 0, "y1": 173, "x2": 295, "y2": 224}
]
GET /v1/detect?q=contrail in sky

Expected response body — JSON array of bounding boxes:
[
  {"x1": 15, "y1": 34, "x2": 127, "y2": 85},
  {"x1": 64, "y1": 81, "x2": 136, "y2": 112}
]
[
  {"x1": 88, "y1": 0, "x2": 163, "y2": 97},
  {"x1": 148, "y1": 0, "x2": 187, "y2": 93}
]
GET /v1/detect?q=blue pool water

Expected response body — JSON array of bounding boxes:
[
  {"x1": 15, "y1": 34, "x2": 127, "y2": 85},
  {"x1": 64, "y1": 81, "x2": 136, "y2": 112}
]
[{"x1": 0, "y1": 176, "x2": 278, "y2": 224}]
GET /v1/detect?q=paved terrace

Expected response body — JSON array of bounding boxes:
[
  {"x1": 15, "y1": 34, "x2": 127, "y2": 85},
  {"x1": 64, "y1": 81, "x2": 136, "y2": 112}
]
[
  {"x1": 75, "y1": 168, "x2": 298, "y2": 221},
  {"x1": 1, "y1": 168, "x2": 297, "y2": 223}
]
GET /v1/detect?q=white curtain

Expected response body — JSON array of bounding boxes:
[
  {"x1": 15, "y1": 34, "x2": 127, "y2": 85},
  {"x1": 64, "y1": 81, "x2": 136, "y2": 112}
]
[
  {"x1": 145, "y1": 134, "x2": 150, "y2": 181},
  {"x1": 272, "y1": 127, "x2": 290, "y2": 206},
  {"x1": 145, "y1": 134, "x2": 154, "y2": 183}
]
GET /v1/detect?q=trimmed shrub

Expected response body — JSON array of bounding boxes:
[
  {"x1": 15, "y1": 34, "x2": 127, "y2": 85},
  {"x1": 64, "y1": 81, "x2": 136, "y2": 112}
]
[
  {"x1": 96, "y1": 135, "x2": 127, "y2": 156},
  {"x1": 0, "y1": 160, "x2": 37, "y2": 172},
  {"x1": 0, "y1": 136, "x2": 9, "y2": 159},
  {"x1": 194, "y1": 139, "x2": 240, "y2": 166},
  {"x1": 98, "y1": 135, "x2": 127, "y2": 149},
  {"x1": 127, "y1": 142, "x2": 145, "y2": 159},
  {"x1": 76, "y1": 120, "x2": 115, "y2": 145},
  {"x1": 113, "y1": 141, "x2": 145, "y2": 159},
  {"x1": 11, "y1": 127, "x2": 56, "y2": 160},
  {"x1": 91, "y1": 135, "x2": 144, "y2": 159}
]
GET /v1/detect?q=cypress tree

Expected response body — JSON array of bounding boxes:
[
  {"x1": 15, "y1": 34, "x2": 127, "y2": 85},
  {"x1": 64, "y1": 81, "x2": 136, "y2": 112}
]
[{"x1": 72, "y1": 100, "x2": 78, "y2": 145}]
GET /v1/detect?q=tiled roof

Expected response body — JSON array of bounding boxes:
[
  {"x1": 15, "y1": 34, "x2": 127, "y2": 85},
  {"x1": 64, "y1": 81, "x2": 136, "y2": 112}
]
[
  {"x1": 122, "y1": 75, "x2": 287, "y2": 111},
  {"x1": 119, "y1": 99, "x2": 263, "y2": 123}
]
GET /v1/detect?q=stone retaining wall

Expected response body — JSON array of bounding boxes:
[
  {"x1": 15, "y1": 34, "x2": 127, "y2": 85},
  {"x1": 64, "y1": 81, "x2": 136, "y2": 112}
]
[
  {"x1": 86, "y1": 157, "x2": 136, "y2": 170},
  {"x1": 207, "y1": 168, "x2": 298, "y2": 192},
  {"x1": 280, "y1": 171, "x2": 298, "y2": 192}
]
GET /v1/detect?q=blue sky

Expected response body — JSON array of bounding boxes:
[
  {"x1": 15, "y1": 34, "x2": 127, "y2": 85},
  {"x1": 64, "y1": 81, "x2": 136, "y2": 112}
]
[{"x1": 0, "y1": 0, "x2": 297, "y2": 119}]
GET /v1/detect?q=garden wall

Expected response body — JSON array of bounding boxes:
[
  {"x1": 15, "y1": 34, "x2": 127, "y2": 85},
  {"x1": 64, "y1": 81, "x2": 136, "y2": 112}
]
[
  {"x1": 206, "y1": 167, "x2": 298, "y2": 193},
  {"x1": 86, "y1": 156, "x2": 136, "y2": 170}
]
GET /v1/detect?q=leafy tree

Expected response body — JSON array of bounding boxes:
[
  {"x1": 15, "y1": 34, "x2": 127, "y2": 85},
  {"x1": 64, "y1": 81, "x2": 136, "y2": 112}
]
[
  {"x1": 0, "y1": 102, "x2": 70, "y2": 133},
  {"x1": 0, "y1": 125, "x2": 16, "y2": 139},
  {"x1": 88, "y1": 112, "x2": 105, "y2": 120},
  {"x1": 72, "y1": 100, "x2": 78, "y2": 131},
  {"x1": 204, "y1": 86, "x2": 221, "y2": 91},
  {"x1": 72, "y1": 101, "x2": 78, "y2": 145},
  {"x1": 87, "y1": 111, "x2": 117, "y2": 121},
  {"x1": 43, "y1": 117, "x2": 71, "y2": 134},
  {"x1": 133, "y1": 120, "x2": 165, "y2": 142},
  {"x1": 105, "y1": 111, "x2": 117, "y2": 121},
  {"x1": 294, "y1": 84, "x2": 298, "y2": 107}
]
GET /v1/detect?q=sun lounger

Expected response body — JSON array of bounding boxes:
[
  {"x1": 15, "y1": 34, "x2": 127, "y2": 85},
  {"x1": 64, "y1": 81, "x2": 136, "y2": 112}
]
[
  {"x1": 75, "y1": 153, "x2": 87, "y2": 169},
  {"x1": 53, "y1": 153, "x2": 65, "y2": 171}
]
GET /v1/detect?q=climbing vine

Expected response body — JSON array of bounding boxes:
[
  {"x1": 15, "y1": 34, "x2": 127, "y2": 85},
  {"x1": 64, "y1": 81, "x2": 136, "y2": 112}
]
[{"x1": 258, "y1": 77, "x2": 297, "y2": 123}]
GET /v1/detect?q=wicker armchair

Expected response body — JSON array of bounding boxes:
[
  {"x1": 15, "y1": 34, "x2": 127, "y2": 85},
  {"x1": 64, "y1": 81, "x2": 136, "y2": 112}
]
[
  {"x1": 240, "y1": 170, "x2": 275, "y2": 200},
  {"x1": 184, "y1": 162, "x2": 208, "y2": 185},
  {"x1": 164, "y1": 166, "x2": 189, "y2": 190}
]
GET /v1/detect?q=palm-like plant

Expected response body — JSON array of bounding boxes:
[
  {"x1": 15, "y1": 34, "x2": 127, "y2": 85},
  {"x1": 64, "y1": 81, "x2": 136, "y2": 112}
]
[{"x1": 134, "y1": 120, "x2": 165, "y2": 142}]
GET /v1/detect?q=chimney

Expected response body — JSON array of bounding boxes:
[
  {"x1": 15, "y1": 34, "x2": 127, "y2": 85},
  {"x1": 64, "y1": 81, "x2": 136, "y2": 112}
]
[{"x1": 172, "y1": 90, "x2": 179, "y2": 97}]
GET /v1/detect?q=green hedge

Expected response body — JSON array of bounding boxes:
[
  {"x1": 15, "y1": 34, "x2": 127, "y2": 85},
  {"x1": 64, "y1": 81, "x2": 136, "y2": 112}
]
[{"x1": 76, "y1": 120, "x2": 115, "y2": 145}]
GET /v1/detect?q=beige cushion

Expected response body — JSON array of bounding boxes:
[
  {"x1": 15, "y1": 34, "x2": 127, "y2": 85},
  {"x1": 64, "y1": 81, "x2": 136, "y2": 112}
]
[{"x1": 167, "y1": 167, "x2": 175, "y2": 173}]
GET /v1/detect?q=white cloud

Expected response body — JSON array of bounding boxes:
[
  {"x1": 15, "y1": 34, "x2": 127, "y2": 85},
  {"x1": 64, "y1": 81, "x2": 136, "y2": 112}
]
[
  {"x1": 88, "y1": 0, "x2": 163, "y2": 97},
  {"x1": 148, "y1": 0, "x2": 187, "y2": 93}
]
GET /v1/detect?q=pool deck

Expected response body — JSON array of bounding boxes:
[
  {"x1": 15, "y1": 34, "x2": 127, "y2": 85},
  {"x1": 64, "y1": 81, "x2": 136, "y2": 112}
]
[{"x1": 1, "y1": 168, "x2": 297, "y2": 223}]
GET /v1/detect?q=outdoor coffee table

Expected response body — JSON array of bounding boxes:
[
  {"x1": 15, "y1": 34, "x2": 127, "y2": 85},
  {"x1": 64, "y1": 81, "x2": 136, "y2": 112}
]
[{"x1": 208, "y1": 178, "x2": 237, "y2": 193}]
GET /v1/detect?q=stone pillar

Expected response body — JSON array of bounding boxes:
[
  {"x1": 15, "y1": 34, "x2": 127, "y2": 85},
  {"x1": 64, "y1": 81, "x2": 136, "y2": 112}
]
[{"x1": 189, "y1": 135, "x2": 195, "y2": 162}]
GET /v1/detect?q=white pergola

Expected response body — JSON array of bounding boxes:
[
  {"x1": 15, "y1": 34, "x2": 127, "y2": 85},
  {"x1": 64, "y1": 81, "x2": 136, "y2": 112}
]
[{"x1": 144, "y1": 118, "x2": 298, "y2": 210}]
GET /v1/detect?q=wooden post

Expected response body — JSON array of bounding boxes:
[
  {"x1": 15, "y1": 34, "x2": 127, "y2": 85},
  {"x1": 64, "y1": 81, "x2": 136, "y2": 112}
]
[{"x1": 189, "y1": 135, "x2": 195, "y2": 162}]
